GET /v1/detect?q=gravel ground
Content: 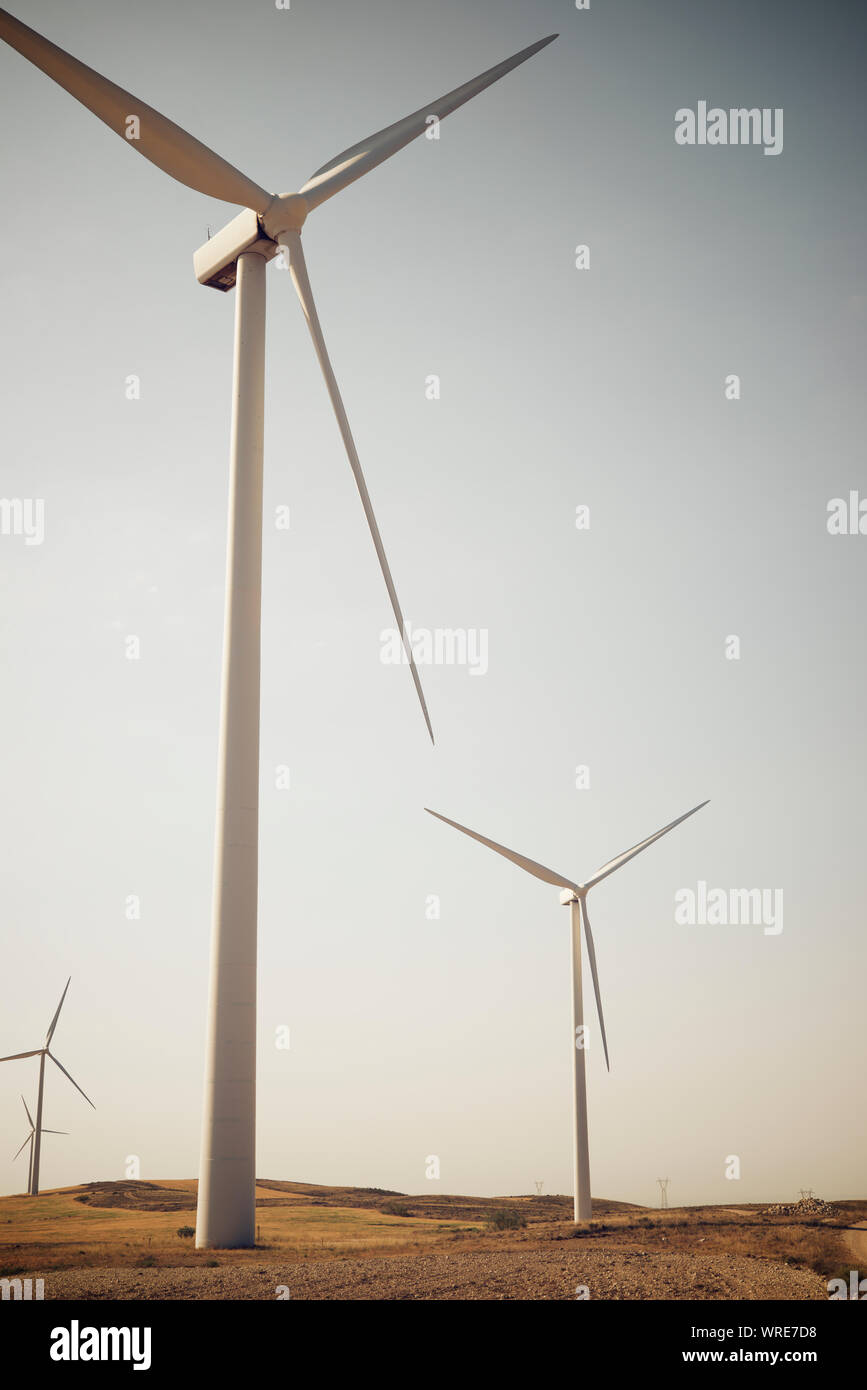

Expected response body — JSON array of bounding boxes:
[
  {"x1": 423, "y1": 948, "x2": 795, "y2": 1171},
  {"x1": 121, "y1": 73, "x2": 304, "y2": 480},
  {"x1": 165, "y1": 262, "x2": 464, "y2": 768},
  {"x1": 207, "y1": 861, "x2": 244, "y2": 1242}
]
[{"x1": 43, "y1": 1249, "x2": 827, "y2": 1301}]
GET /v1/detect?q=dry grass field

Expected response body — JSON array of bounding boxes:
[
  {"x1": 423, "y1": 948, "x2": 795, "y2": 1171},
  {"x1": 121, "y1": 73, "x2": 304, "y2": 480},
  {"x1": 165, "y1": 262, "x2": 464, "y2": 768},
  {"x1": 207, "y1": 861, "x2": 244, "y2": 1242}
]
[{"x1": 0, "y1": 1180, "x2": 863, "y2": 1299}]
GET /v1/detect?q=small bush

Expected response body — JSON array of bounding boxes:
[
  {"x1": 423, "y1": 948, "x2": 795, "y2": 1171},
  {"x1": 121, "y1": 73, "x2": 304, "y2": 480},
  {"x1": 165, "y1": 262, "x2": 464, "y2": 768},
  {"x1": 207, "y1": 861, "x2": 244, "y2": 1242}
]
[
  {"x1": 381, "y1": 1201, "x2": 412, "y2": 1217},
  {"x1": 176, "y1": 1226, "x2": 195, "y2": 1240},
  {"x1": 487, "y1": 1208, "x2": 527, "y2": 1231}
]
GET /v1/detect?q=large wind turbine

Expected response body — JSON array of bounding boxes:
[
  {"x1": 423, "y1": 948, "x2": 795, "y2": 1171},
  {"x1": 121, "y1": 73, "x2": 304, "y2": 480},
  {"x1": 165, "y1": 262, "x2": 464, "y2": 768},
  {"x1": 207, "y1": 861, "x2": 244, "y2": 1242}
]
[
  {"x1": 426, "y1": 801, "x2": 709, "y2": 1221},
  {"x1": 13, "y1": 1096, "x2": 67, "y2": 1197},
  {"x1": 0, "y1": 978, "x2": 94, "y2": 1197},
  {"x1": 0, "y1": 8, "x2": 558, "y2": 1247}
]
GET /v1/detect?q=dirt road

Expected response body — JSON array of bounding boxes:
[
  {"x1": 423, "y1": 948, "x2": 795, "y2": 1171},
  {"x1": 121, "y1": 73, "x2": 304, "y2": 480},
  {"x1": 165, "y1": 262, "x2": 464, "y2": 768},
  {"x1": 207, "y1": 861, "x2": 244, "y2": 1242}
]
[{"x1": 841, "y1": 1221, "x2": 867, "y2": 1268}]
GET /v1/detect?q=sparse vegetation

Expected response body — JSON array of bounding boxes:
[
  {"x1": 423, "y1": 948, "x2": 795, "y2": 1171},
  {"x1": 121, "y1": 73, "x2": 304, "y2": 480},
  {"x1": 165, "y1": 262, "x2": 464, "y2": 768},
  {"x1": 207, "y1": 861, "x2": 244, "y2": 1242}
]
[
  {"x1": 0, "y1": 1182, "x2": 860, "y2": 1294},
  {"x1": 487, "y1": 1208, "x2": 527, "y2": 1231}
]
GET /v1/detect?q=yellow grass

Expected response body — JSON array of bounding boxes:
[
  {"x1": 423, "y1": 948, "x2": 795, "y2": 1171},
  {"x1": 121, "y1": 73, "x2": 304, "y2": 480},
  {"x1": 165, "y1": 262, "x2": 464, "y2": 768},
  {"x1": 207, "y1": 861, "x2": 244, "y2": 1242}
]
[
  {"x1": 0, "y1": 1183, "x2": 861, "y2": 1281},
  {"x1": 0, "y1": 1183, "x2": 484, "y2": 1274}
]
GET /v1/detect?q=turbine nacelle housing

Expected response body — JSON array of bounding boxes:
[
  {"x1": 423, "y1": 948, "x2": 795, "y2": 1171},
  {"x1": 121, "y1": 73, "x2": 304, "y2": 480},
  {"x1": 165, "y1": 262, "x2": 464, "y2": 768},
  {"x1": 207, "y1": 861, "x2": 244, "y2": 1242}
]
[
  {"x1": 193, "y1": 208, "x2": 279, "y2": 292},
  {"x1": 193, "y1": 194, "x2": 309, "y2": 292}
]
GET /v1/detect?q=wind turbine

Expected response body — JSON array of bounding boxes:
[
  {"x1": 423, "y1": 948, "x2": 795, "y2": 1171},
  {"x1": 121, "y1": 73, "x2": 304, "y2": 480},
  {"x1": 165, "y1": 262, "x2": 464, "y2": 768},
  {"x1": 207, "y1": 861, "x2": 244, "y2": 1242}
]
[
  {"x1": 0, "y1": 8, "x2": 558, "y2": 1247},
  {"x1": 0, "y1": 978, "x2": 94, "y2": 1197},
  {"x1": 426, "y1": 800, "x2": 709, "y2": 1222},
  {"x1": 12, "y1": 1096, "x2": 67, "y2": 1197}
]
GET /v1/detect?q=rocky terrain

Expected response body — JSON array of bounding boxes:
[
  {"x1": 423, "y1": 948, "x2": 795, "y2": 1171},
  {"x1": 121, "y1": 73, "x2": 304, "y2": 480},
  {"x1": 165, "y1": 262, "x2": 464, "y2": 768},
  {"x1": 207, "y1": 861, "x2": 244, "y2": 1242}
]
[
  {"x1": 42, "y1": 1247, "x2": 828, "y2": 1301},
  {"x1": 764, "y1": 1196, "x2": 841, "y2": 1219}
]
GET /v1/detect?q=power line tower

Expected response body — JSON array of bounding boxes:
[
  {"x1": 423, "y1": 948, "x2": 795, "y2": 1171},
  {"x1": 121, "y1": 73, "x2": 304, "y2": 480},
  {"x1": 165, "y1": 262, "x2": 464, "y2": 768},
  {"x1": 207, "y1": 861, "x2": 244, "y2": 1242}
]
[
  {"x1": 657, "y1": 1178, "x2": 670, "y2": 1210},
  {"x1": 799, "y1": 1188, "x2": 814, "y2": 1201},
  {"x1": 534, "y1": 1181, "x2": 544, "y2": 1197}
]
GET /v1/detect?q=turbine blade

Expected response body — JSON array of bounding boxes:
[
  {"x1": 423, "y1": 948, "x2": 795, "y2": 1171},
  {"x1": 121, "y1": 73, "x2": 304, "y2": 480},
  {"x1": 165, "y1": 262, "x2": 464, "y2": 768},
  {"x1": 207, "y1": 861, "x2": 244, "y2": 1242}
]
[
  {"x1": 21, "y1": 1095, "x2": 35, "y2": 1128},
  {"x1": 425, "y1": 808, "x2": 581, "y2": 895},
  {"x1": 13, "y1": 1136, "x2": 32, "y2": 1160},
  {"x1": 47, "y1": 1052, "x2": 95, "y2": 1109},
  {"x1": 45, "y1": 976, "x2": 71, "y2": 1044},
  {"x1": 0, "y1": 1050, "x2": 41, "y2": 1063},
  {"x1": 0, "y1": 7, "x2": 273, "y2": 213},
  {"x1": 281, "y1": 230, "x2": 434, "y2": 743},
  {"x1": 583, "y1": 801, "x2": 710, "y2": 892},
  {"x1": 300, "y1": 33, "x2": 558, "y2": 211},
  {"x1": 41, "y1": 1129, "x2": 68, "y2": 1135},
  {"x1": 580, "y1": 897, "x2": 610, "y2": 1072}
]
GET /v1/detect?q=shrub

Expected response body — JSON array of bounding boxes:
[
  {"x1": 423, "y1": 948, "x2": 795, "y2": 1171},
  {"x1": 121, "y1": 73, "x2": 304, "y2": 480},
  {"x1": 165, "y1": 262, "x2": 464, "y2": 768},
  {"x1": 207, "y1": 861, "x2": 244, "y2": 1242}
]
[
  {"x1": 381, "y1": 1201, "x2": 412, "y2": 1217},
  {"x1": 487, "y1": 1208, "x2": 527, "y2": 1231},
  {"x1": 176, "y1": 1226, "x2": 195, "y2": 1239}
]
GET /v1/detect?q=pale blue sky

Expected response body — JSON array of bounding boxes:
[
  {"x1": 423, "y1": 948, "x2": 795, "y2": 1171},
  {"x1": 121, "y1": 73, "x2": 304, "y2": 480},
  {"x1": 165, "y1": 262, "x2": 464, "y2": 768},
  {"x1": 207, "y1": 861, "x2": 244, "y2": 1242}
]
[{"x1": 0, "y1": 0, "x2": 864, "y2": 1208}]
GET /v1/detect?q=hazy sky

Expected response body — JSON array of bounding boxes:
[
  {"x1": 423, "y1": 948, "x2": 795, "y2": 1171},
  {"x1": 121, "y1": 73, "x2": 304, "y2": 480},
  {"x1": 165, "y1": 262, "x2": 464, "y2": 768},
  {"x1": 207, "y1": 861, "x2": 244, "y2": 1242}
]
[{"x1": 0, "y1": 0, "x2": 864, "y2": 1210}]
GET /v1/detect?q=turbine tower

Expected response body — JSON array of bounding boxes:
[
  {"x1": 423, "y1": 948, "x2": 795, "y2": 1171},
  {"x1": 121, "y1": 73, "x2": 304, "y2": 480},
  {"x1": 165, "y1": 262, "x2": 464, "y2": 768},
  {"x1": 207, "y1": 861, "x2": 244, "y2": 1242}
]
[
  {"x1": 0, "y1": 979, "x2": 94, "y2": 1196},
  {"x1": 13, "y1": 1097, "x2": 67, "y2": 1196},
  {"x1": 0, "y1": 7, "x2": 558, "y2": 1247},
  {"x1": 426, "y1": 801, "x2": 709, "y2": 1222}
]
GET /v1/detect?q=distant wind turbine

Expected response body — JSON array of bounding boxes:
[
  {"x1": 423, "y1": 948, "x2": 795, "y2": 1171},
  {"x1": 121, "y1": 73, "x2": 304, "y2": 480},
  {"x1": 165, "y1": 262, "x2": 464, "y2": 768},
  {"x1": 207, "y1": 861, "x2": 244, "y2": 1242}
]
[
  {"x1": 13, "y1": 1096, "x2": 67, "y2": 1196},
  {"x1": 0, "y1": 978, "x2": 94, "y2": 1196},
  {"x1": 0, "y1": 5, "x2": 557, "y2": 1247},
  {"x1": 426, "y1": 801, "x2": 709, "y2": 1221}
]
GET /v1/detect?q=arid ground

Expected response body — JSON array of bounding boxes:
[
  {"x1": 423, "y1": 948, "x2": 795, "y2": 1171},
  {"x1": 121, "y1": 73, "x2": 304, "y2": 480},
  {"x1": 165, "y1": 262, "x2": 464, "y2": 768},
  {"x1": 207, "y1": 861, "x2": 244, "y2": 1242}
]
[{"x1": 1, "y1": 1180, "x2": 863, "y2": 1300}]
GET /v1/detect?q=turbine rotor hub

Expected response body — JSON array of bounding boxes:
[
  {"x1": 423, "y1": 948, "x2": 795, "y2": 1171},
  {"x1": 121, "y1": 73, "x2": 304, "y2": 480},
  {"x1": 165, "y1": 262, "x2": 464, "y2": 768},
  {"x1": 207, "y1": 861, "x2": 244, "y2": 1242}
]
[{"x1": 262, "y1": 193, "x2": 308, "y2": 238}]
